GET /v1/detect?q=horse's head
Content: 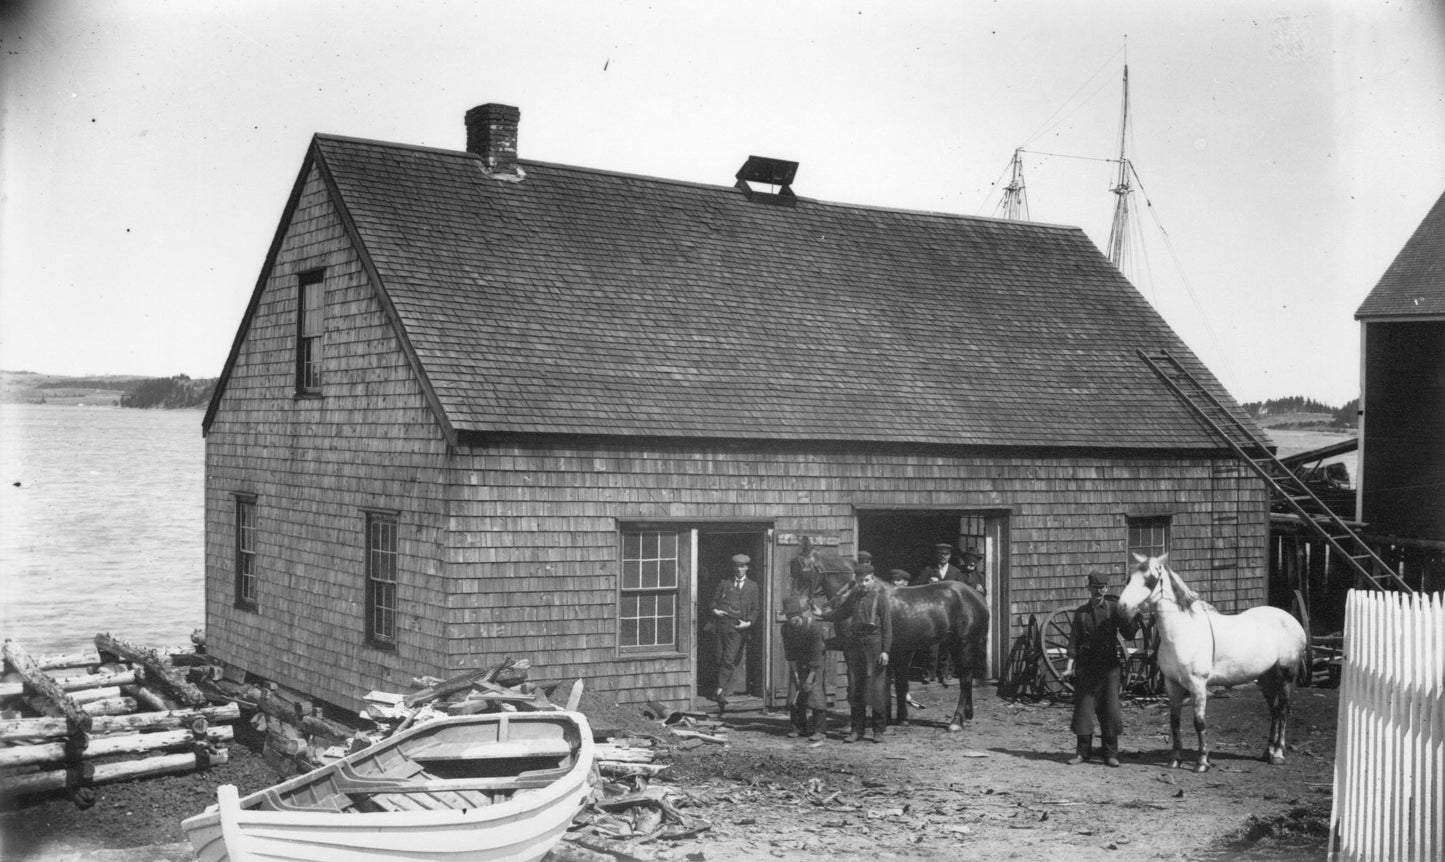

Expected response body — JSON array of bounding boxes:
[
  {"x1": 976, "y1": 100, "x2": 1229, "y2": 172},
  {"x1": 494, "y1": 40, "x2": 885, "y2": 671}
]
[
  {"x1": 816, "y1": 563, "x2": 857, "y2": 600},
  {"x1": 1119, "y1": 553, "x2": 1205, "y2": 616},
  {"x1": 1118, "y1": 552, "x2": 1169, "y2": 617}
]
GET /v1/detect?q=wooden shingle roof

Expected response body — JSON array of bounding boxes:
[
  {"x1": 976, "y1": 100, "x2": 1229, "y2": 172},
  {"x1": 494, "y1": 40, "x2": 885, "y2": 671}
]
[
  {"x1": 211, "y1": 132, "x2": 1258, "y2": 450},
  {"x1": 1356, "y1": 187, "x2": 1445, "y2": 319}
]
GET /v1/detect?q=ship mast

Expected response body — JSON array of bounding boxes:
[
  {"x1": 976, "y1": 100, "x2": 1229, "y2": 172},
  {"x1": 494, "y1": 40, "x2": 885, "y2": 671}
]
[
  {"x1": 998, "y1": 147, "x2": 1030, "y2": 221},
  {"x1": 1105, "y1": 65, "x2": 1133, "y2": 271}
]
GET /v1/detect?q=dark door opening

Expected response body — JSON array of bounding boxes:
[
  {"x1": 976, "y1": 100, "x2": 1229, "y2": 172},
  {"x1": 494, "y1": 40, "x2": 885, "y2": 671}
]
[
  {"x1": 857, "y1": 509, "x2": 1007, "y2": 678},
  {"x1": 695, "y1": 528, "x2": 769, "y2": 702}
]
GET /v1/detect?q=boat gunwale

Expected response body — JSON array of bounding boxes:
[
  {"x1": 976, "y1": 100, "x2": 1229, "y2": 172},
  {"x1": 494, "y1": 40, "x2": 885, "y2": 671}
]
[{"x1": 181, "y1": 711, "x2": 595, "y2": 833}]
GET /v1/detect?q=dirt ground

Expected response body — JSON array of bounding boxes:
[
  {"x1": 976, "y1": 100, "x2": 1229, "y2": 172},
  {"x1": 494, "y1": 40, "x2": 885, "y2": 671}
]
[{"x1": 0, "y1": 681, "x2": 1336, "y2": 862}]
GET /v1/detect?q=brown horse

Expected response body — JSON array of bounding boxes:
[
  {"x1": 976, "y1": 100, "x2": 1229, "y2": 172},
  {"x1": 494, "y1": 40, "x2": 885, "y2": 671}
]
[{"x1": 821, "y1": 569, "x2": 989, "y2": 731}]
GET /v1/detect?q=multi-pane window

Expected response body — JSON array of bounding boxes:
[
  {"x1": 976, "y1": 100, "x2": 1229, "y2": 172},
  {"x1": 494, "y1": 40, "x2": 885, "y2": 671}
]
[
  {"x1": 365, "y1": 512, "x2": 398, "y2": 647},
  {"x1": 1127, "y1": 515, "x2": 1171, "y2": 562},
  {"x1": 297, "y1": 270, "x2": 324, "y2": 393},
  {"x1": 235, "y1": 496, "x2": 257, "y2": 608},
  {"x1": 959, "y1": 514, "x2": 987, "y2": 556},
  {"x1": 620, "y1": 531, "x2": 679, "y2": 649}
]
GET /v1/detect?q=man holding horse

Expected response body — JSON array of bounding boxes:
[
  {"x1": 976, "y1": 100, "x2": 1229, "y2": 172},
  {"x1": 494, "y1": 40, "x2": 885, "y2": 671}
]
[
  {"x1": 828, "y1": 563, "x2": 892, "y2": 743},
  {"x1": 1064, "y1": 571, "x2": 1141, "y2": 767}
]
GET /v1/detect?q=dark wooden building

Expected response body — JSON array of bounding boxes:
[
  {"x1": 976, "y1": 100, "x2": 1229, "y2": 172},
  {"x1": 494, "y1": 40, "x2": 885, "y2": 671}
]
[
  {"x1": 202, "y1": 104, "x2": 1270, "y2": 713},
  {"x1": 1354, "y1": 187, "x2": 1445, "y2": 589}
]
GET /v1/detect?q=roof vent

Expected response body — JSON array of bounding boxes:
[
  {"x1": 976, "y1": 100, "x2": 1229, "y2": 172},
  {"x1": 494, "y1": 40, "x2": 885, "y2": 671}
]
[{"x1": 735, "y1": 156, "x2": 798, "y2": 206}]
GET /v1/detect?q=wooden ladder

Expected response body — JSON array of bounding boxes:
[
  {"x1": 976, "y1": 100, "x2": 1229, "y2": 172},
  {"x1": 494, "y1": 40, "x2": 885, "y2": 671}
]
[{"x1": 1137, "y1": 348, "x2": 1412, "y2": 594}]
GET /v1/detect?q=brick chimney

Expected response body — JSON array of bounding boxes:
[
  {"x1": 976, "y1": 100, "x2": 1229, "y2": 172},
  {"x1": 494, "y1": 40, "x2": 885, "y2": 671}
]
[{"x1": 465, "y1": 104, "x2": 521, "y2": 176}]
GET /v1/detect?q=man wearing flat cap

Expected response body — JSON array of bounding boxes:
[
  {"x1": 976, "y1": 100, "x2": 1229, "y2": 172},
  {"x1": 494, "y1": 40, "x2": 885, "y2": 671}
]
[
  {"x1": 913, "y1": 543, "x2": 964, "y2": 587},
  {"x1": 825, "y1": 563, "x2": 891, "y2": 743},
  {"x1": 1064, "y1": 571, "x2": 1141, "y2": 767},
  {"x1": 710, "y1": 553, "x2": 761, "y2": 714}
]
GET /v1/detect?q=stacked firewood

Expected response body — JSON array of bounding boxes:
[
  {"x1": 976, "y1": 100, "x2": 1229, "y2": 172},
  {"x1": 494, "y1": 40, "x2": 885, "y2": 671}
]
[{"x1": 0, "y1": 634, "x2": 237, "y2": 807}]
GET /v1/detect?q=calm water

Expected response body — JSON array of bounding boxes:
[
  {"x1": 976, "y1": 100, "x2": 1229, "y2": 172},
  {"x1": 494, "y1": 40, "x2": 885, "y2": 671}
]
[{"x1": 0, "y1": 404, "x2": 205, "y2": 655}]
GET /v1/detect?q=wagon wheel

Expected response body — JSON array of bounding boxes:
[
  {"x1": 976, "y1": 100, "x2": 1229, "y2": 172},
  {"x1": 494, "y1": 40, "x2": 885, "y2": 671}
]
[
  {"x1": 1121, "y1": 614, "x2": 1165, "y2": 696},
  {"x1": 1001, "y1": 614, "x2": 1042, "y2": 699},
  {"x1": 1039, "y1": 608, "x2": 1074, "y2": 698},
  {"x1": 1291, "y1": 589, "x2": 1315, "y2": 687}
]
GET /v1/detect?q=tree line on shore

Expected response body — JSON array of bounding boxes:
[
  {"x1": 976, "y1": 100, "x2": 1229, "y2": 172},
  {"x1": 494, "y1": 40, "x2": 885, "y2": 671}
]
[{"x1": 1242, "y1": 395, "x2": 1358, "y2": 431}]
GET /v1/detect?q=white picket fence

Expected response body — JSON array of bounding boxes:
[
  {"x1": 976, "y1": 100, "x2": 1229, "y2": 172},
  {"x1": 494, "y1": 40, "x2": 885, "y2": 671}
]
[{"x1": 1330, "y1": 589, "x2": 1444, "y2": 861}]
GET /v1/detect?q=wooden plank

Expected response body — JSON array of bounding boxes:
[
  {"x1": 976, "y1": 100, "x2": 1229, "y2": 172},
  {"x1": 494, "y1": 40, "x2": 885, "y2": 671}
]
[
  {"x1": 3, "y1": 640, "x2": 91, "y2": 733},
  {"x1": 0, "y1": 703, "x2": 239, "y2": 742},
  {"x1": 95, "y1": 634, "x2": 207, "y2": 708},
  {"x1": 402, "y1": 657, "x2": 516, "y2": 708},
  {"x1": 0, "y1": 725, "x2": 233, "y2": 769}
]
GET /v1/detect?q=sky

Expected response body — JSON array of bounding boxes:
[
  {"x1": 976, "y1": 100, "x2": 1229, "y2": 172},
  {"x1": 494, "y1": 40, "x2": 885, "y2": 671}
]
[{"x1": 1, "y1": 1, "x2": 1443, "y2": 407}]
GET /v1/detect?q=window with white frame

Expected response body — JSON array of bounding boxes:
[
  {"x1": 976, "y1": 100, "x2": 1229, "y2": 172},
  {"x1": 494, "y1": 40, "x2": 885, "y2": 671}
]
[
  {"x1": 235, "y1": 495, "x2": 257, "y2": 609},
  {"x1": 619, "y1": 530, "x2": 680, "y2": 650},
  {"x1": 365, "y1": 511, "x2": 398, "y2": 647}
]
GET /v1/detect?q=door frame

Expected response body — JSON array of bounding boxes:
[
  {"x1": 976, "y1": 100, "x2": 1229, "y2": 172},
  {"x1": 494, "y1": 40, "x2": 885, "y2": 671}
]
[{"x1": 853, "y1": 506, "x2": 1011, "y2": 679}]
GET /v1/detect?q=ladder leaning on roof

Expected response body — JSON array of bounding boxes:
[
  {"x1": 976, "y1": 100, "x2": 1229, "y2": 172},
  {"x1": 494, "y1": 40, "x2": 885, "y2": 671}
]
[{"x1": 1137, "y1": 349, "x2": 1413, "y2": 594}]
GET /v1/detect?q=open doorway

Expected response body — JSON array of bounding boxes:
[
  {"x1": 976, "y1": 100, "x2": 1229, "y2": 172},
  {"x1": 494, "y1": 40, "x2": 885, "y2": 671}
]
[
  {"x1": 856, "y1": 508, "x2": 1008, "y2": 677},
  {"x1": 694, "y1": 526, "x2": 770, "y2": 707}
]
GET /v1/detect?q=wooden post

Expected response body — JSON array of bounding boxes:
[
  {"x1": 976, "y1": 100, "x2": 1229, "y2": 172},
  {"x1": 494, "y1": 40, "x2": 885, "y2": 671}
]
[
  {"x1": 0, "y1": 749, "x2": 230, "y2": 800},
  {"x1": 3, "y1": 640, "x2": 92, "y2": 733},
  {"x1": 0, "y1": 703, "x2": 240, "y2": 743},
  {"x1": 80, "y1": 697, "x2": 138, "y2": 716},
  {"x1": 123, "y1": 684, "x2": 177, "y2": 712},
  {"x1": 95, "y1": 634, "x2": 207, "y2": 708},
  {"x1": 0, "y1": 725, "x2": 234, "y2": 769}
]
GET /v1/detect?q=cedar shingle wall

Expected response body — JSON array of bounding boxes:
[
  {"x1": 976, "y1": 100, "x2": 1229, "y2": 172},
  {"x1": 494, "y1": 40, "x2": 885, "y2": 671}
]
[
  {"x1": 204, "y1": 166, "x2": 450, "y2": 710},
  {"x1": 440, "y1": 441, "x2": 1267, "y2": 706}
]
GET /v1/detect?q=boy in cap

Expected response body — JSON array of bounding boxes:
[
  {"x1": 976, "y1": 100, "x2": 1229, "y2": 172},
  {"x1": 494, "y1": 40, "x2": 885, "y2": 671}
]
[
  {"x1": 1064, "y1": 571, "x2": 1141, "y2": 766},
  {"x1": 780, "y1": 595, "x2": 829, "y2": 740},
  {"x1": 709, "y1": 553, "x2": 761, "y2": 714}
]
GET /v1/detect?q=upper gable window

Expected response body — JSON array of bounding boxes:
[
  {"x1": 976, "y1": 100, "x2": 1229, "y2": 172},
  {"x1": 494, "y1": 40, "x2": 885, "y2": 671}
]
[{"x1": 296, "y1": 269, "x2": 325, "y2": 395}]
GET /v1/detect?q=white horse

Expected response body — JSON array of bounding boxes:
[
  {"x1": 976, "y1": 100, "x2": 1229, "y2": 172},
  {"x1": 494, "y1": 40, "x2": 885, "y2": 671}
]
[{"x1": 1117, "y1": 553, "x2": 1306, "y2": 772}]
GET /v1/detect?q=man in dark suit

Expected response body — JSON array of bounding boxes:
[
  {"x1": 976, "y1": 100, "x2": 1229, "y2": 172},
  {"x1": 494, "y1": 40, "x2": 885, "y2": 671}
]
[
  {"x1": 1064, "y1": 571, "x2": 1141, "y2": 767},
  {"x1": 913, "y1": 542, "x2": 964, "y2": 586},
  {"x1": 710, "y1": 553, "x2": 761, "y2": 714}
]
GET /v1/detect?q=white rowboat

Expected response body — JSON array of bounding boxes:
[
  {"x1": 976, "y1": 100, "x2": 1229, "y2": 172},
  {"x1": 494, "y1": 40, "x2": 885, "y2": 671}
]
[{"x1": 182, "y1": 711, "x2": 595, "y2": 862}]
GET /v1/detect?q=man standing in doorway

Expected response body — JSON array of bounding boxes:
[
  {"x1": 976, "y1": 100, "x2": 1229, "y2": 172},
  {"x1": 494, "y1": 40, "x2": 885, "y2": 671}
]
[
  {"x1": 958, "y1": 545, "x2": 986, "y2": 595},
  {"x1": 711, "y1": 553, "x2": 761, "y2": 715},
  {"x1": 1063, "y1": 571, "x2": 1140, "y2": 767},
  {"x1": 914, "y1": 543, "x2": 964, "y2": 586}
]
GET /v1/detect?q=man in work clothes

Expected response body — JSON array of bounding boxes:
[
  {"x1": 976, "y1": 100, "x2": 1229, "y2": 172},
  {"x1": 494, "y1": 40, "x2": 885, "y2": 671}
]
[
  {"x1": 710, "y1": 553, "x2": 761, "y2": 714},
  {"x1": 780, "y1": 595, "x2": 829, "y2": 741},
  {"x1": 1064, "y1": 571, "x2": 1141, "y2": 767},
  {"x1": 833, "y1": 563, "x2": 891, "y2": 743}
]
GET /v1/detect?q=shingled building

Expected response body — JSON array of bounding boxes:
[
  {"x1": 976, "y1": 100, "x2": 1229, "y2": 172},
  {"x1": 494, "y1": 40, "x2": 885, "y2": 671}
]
[{"x1": 202, "y1": 104, "x2": 1270, "y2": 712}]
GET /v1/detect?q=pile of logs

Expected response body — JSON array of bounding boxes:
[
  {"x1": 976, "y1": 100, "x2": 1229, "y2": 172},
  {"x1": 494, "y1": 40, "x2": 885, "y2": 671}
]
[
  {"x1": 0, "y1": 634, "x2": 237, "y2": 806},
  {"x1": 201, "y1": 656, "x2": 599, "y2": 778}
]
